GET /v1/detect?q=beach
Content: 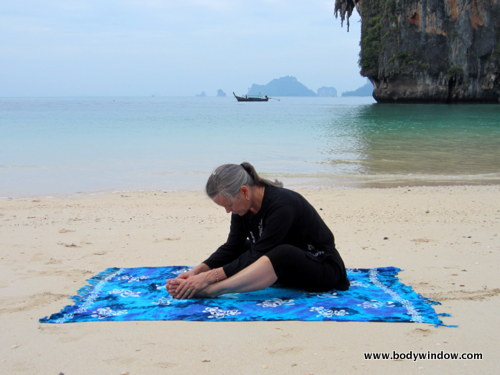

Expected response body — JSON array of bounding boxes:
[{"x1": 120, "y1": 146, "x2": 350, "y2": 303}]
[{"x1": 1, "y1": 185, "x2": 498, "y2": 374}]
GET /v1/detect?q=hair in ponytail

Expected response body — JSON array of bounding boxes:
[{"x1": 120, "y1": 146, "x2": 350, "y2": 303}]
[{"x1": 205, "y1": 162, "x2": 283, "y2": 199}]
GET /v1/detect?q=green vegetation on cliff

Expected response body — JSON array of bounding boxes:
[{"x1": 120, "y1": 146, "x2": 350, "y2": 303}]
[{"x1": 359, "y1": 3, "x2": 382, "y2": 76}]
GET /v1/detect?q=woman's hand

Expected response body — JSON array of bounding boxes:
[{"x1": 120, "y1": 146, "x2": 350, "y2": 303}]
[
  {"x1": 176, "y1": 268, "x2": 197, "y2": 280},
  {"x1": 166, "y1": 272, "x2": 210, "y2": 299},
  {"x1": 165, "y1": 263, "x2": 211, "y2": 296},
  {"x1": 165, "y1": 272, "x2": 191, "y2": 296}
]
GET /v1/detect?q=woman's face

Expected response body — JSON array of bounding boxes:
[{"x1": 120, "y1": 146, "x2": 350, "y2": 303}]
[{"x1": 213, "y1": 189, "x2": 249, "y2": 216}]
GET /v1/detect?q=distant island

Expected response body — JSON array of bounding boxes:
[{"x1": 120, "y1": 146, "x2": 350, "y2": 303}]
[
  {"x1": 317, "y1": 87, "x2": 338, "y2": 97},
  {"x1": 195, "y1": 89, "x2": 226, "y2": 97},
  {"x1": 341, "y1": 80, "x2": 374, "y2": 97},
  {"x1": 247, "y1": 76, "x2": 317, "y2": 97},
  {"x1": 197, "y1": 76, "x2": 373, "y2": 97}
]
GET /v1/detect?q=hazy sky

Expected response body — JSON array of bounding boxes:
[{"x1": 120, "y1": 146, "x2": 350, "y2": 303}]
[{"x1": 1, "y1": 0, "x2": 364, "y2": 97}]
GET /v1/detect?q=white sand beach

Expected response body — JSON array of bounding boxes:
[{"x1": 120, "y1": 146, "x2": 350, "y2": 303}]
[{"x1": 1, "y1": 185, "x2": 499, "y2": 374}]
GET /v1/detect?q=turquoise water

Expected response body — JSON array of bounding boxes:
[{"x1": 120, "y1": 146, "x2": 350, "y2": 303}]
[{"x1": 1, "y1": 96, "x2": 499, "y2": 197}]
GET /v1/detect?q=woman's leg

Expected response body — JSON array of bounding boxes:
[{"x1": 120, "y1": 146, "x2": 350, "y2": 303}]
[
  {"x1": 266, "y1": 244, "x2": 341, "y2": 292},
  {"x1": 198, "y1": 255, "x2": 277, "y2": 297}
]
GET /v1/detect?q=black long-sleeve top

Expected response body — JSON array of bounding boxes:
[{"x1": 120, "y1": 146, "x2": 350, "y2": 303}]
[{"x1": 203, "y1": 186, "x2": 348, "y2": 286}]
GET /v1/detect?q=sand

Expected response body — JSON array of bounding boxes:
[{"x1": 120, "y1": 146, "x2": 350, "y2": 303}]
[{"x1": 1, "y1": 185, "x2": 499, "y2": 374}]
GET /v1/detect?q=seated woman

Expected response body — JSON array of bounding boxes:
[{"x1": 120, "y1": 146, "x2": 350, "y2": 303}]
[{"x1": 166, "y1": 162, "x2": 349, "y2": 299}]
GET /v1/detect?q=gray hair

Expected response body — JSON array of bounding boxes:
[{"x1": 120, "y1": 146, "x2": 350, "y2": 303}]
[{"x1": 205, "y1": 162, "x2": 283, "y2": 199}]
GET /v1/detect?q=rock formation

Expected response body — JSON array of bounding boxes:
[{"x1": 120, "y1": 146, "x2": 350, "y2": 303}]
[
  {"x1": 335, "y1": 0, "x2": 500, "y2": 103},
  {"x1": 247, "y1": 76, "x2": 317, "y2": 96},
  {"x1": 342, "y1": 80, "x2": 374, "y2": 96},
  {"x1": 317, "y1": 86, "x2": 338, "y2": 97}
]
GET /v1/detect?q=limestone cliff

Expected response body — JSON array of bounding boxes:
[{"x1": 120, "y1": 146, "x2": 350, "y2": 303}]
[{"x1": 335, "y1": 0, "x2": 500, "y2": 103}]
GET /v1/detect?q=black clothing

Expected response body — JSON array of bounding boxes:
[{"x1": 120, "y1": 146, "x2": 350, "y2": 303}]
[
  {"x1": 203, "y1": 186, "x2": 349, "y2": 291},
  {"x1": 266, "y1": 244, "x2": 344, "y2": 292}
]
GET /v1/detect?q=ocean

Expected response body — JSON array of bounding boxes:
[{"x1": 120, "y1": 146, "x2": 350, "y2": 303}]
[{"x1": 1, "y1": 96, "x2": 499, "y2": 198}]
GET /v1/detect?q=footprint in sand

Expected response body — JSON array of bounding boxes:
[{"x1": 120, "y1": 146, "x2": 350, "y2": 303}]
[
  {"x1": 411, "y1": 238, "x2": 432, "y2": 243},
  {"x1": 154, "y1": 237, "x2": 181, "y2": 243},
  {"x1": 1, "y1": 292, "x2": 68, "y2": 314},
  {"x1": 409, "y1": 328, "x2": 433, "y2": 337},
  {"x1": 57, "y1": 242, "x2": 80, "y2": 248},
  {"x1": 58, "y1": 228, "x2": 75, "y2": 233},
  {"x1": 430, "y1": 288, "x2": 500, "y2": 301}
]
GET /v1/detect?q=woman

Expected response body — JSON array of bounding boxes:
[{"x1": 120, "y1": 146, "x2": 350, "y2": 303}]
[{"x1": 166, "y1": 162, "x2": 349, "y2": 299}]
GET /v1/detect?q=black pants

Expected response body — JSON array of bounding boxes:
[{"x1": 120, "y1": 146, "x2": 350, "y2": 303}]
[{"x1": 265, "y1": 244, "x2": 342, "y2": 292}]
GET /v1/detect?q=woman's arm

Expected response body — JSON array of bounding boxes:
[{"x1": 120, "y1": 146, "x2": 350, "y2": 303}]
[
  {"x1": 221, "y1": 204, "x2": 295, "y2": 277},
  {"x1": 177, "y1": 263, "x2": 210, "y2": 279},
  {"x1": 203, "y1": 214, "x2": 248, "y2": 268}
]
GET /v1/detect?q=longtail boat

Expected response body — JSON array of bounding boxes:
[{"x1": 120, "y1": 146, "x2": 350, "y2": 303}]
[{"x1": 233, "y1": 92, "x2": 269, "y2": 102}]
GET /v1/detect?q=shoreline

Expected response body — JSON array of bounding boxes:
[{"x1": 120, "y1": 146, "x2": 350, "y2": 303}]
[
  {"x1": 1, "y1": 185, "x2": 499, "y2": 373},
  {"x1": 2, "y1": 174, "x2": 500, "y2": 200}
]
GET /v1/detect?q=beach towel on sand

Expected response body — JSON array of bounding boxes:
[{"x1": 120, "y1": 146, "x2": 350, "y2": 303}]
[{"x1": 40, "y1": 266, "x2": 450, "y2": 326}]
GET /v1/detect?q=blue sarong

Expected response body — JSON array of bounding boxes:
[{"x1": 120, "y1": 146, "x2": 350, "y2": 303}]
[{"x1": 40, "y1": 266, "x2": 450, "y2": 326}]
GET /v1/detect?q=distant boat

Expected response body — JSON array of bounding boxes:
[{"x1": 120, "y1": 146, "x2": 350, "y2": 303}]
[{"x1": 233, "y1": 92, "x2": 269, "y2": 102}]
